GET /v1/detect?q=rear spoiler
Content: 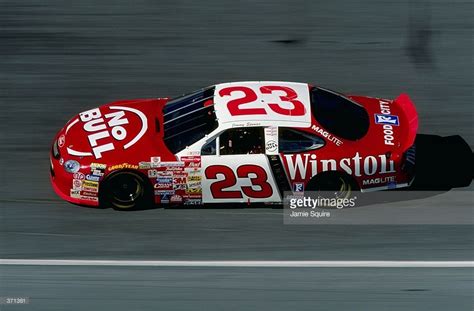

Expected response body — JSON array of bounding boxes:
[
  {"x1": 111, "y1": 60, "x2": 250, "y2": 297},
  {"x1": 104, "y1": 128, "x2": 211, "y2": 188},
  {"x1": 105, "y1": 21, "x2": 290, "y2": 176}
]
[{"x1": 393, "y1": 93, "x2": 418, "y2": 151}]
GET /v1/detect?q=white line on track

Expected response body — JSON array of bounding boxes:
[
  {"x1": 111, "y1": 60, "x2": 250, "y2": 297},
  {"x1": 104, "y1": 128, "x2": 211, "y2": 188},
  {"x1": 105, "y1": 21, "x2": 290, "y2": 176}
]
[{"x1": 0, "y1": 260, "x2": 473, "y2": 268}]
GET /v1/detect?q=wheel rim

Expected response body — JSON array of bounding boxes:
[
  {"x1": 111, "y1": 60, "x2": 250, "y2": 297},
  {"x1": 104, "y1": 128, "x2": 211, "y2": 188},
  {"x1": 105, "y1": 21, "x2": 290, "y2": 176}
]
[
  {"x1": 319, "y1": 176, "x2": 352, "y2": 199},
  {"x1": 334, "y1": 177, "x2": 352, "y2": 199},
  {"x1": 108, "y1": 173, "x2": 144, "y2": 209}
]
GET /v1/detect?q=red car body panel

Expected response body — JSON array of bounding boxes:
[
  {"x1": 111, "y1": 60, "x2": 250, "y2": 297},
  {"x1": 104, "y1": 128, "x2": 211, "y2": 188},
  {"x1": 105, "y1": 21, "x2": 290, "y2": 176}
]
[
  {"x1": 50, "y1": 98, "x2": 176, "y2": 206},
  {"x1": 281, "y1": 93, "x2": 417, "y2": 192}
]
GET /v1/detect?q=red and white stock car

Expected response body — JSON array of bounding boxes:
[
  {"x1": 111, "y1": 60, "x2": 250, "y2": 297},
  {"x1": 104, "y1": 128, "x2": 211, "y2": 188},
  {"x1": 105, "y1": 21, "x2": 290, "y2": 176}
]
[{"x1": 50, "y1": 81, "x2": 418, "y2": 210}]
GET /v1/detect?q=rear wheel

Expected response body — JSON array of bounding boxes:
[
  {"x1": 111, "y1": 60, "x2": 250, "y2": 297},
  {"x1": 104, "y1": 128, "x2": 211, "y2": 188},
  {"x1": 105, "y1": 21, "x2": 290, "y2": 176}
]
[{"x1": 100, "y1": 171, "x2": 153, "y2": 210}]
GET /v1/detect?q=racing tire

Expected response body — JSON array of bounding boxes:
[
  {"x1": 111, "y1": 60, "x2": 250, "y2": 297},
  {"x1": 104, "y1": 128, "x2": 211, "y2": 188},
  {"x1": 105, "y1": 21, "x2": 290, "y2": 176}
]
[{"x1": 100, "y1": 170, "x2": 153, "y2": 211}]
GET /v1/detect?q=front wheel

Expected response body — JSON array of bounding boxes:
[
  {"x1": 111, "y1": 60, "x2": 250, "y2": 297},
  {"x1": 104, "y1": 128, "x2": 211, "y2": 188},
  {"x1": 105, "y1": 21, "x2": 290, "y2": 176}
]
[{"x1": 100, "y1": 171, "x2": 153, "y2": 210}]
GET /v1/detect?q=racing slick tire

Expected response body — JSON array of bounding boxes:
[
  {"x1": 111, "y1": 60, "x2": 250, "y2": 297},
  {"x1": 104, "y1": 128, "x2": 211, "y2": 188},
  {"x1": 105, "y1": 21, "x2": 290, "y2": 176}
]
[
  {"x1": 99, "y1": 170, "x2": 154, "y2": 211},
  {"x1": 306, "y1": 172, "x2": 358, "y2": 205}
]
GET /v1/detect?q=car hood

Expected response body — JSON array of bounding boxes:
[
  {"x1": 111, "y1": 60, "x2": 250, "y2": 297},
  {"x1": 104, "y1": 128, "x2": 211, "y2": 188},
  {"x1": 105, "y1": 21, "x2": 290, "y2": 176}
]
[{"x1": 57, "y1": 98, "x2": 175, "y2": 163}]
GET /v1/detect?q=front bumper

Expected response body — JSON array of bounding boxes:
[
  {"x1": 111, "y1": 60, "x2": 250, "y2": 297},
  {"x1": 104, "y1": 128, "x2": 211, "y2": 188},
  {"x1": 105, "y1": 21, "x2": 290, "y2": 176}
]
[{"x1": 49, "y1": 156, "x2": 100, "y2": 207}]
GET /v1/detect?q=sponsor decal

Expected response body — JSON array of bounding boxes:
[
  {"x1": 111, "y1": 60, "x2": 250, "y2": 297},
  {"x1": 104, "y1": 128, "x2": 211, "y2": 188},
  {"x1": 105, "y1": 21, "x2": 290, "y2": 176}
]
[
  {"x1": 170, "y1": 195, "x2": 183, "y2": 203},
  {"x1": 154, "y1": 190, "x2": 175, "y2": 195},
  {"x1": 72, "y1": 179, "x2": 82, "y2": 190},
  {"x1": 185, "y1": 161, "x2": 201, "y2": 168},
  {"x1": 363, "y1": 176, "x2": 396, "y2": 186},
  {"x1": 181, "y1": 156, "x2": 201, "y2": 169},
  {"x1": 187, "y1": 175, "x2": 201, "y2": 182},
  {"x1": 67, "y1": 106, "x2": 148, "y2": 159},
  {"x1": 311, "y1": 125, "x2": 343, "y2": 146},
  {"x1": 150, "y1": 156, "x2": 161, "y2": 168},
  {"x1": 148, "y1": 169, "x2": 158, "y2": 178},
  {"x1": 73, "y1": 172, "x2": 85, "y2": 180},
  {"x1": 107, "y1": 163, "x2": 138, "y2": 171},
  {"x1": 81, "y1": 191, "x2": 97, "y2": 197},
  {"x1": 81, "y1": 195, "x2": 98, "y2": 202},
  {"x1": 82, "y1": 180, "x2": 98, "y2": 187},
  {"x1": 82, "y1": 186, "x2": 98, "y2": 193},
  {"x1": 375, "y1": 114, "x2": 399, "y2": 126},
  {"x1": 376, "y1": 100, "x2": 399, "y2": 145},
  {"x1": 173, "y1": 173, "x2": 187, "y2": 179},
  {"x1": 265, "y1": 127, "x2": 278, "y2": 135},
  {"x1": 182, "y1": 194, "x2": 202, "y2": 200},
  {"x1": 283, "y1": 153, "x2": 396, "y2": 180},
  {"x1": 85, "y1": 174, "x2": 100, "y2": 182},
  {"x1": 173, "y1": 183, "x2": 186, "y2": 190},
  {"x1": 264, "y1": 127, "x2": 279, "y2": 154},
  {"x1": 58, "y1": 135, "x2": 65, "y2": 147},
  {"x1": 173, "y1": 176, "x2": 187, "y2": 184},
  {"x1": 160, "y1": 161, "x2": 185, "y2": 167},
  {"x1": 70, "y1": 189, "x2": 81, "y2": 198},
  {"x1": 64, "y1": 160, "x2": 80, "y2": 174},
  {"x1": 186, "y1": 168, "x2": 201, "y2": 175},
  {"x1": 165, "y1": 166, "x2": 185, "y2": 172},
  {"x1": 92, "y1": 169, "x2": 104, "y2": 176},
  {"x1": 156, "y1": 177, "x2": 173, "y2": 184},
  {"x1": 293, "y1": 182, "x2": 304, "y2": 192},
  {"x1": 184, "y1": 199, "x2": 202, "y2": 205},
  {"x1": 82, "y1": 180, "x2": 99, "y2": 192},
  {"x1": 186, "y1": 180, "x2": 201, "y2": 189},
  {"x1": 139, "y1": 162, "x2": 151, "y2": 169},
  {"x1": 155, "y1": 183, "x2": 172, "y2": 190},
  {"x1": 186, "y1": 187, "x2": 202, "y2": 194},
  {"x1": 180, "y1": 156, "x2": 201, "y2": 162},
  {"x1": 266, "y1": 140, "x2": 278, "y2": 152},
  {"x1": 156, "y1": 171, "x2": 173, "y2": 178},
  {"x1": 90, "y1": 163, "x2": 106, "y2": 170},
  {"x1": 160, "y1": 193, "x2": 171, "y2": 203}
]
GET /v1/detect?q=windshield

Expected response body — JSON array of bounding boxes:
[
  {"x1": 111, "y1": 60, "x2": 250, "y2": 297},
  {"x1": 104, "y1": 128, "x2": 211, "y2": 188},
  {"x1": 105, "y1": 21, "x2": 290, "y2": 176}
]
[
  {"x1": 163, "y1": 87, "x2": 218, "y2": 153},
  {"x1": 310, "y1": 87, "x2": 369, "y2": 140}
]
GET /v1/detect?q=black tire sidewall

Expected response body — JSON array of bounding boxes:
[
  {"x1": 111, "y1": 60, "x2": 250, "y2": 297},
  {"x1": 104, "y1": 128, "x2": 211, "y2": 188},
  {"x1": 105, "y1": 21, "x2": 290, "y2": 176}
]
[{"x1": 100, "y1": 171, "x2": 153, "y2": 210}]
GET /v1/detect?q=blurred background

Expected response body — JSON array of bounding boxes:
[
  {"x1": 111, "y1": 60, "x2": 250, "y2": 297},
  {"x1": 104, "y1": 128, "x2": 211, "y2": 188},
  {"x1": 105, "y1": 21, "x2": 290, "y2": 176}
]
[{"x1": 0, "y1": 0, "x2": 472, "y2": 201}]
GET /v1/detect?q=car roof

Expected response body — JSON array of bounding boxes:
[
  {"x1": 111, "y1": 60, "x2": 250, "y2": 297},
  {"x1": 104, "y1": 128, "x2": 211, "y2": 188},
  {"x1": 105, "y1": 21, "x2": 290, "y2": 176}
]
[{"x1": 213, "y1": 81, "x2": 312, "y2": 129}]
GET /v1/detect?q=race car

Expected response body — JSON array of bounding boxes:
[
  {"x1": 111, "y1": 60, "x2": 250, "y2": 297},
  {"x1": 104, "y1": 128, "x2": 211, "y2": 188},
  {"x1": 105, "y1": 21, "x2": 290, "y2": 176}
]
[{"x1": 50, "y1": 81, "x2": 418, "y2": 210}]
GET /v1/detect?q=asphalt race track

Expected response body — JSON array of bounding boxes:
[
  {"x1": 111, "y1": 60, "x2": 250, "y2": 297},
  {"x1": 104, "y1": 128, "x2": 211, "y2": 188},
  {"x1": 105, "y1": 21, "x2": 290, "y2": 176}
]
[{"x1": 0, "y1": 0, "x2": 473, "y2": 310}]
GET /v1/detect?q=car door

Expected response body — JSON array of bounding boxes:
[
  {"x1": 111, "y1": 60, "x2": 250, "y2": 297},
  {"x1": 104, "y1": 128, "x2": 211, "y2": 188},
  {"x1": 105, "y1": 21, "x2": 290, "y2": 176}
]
[
  {"x1": 201, "y1": 127, "x2": 282, "y2": 204},
  {"x1": 278, "y1": 128, "x2": 326, "y2": 190}
]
